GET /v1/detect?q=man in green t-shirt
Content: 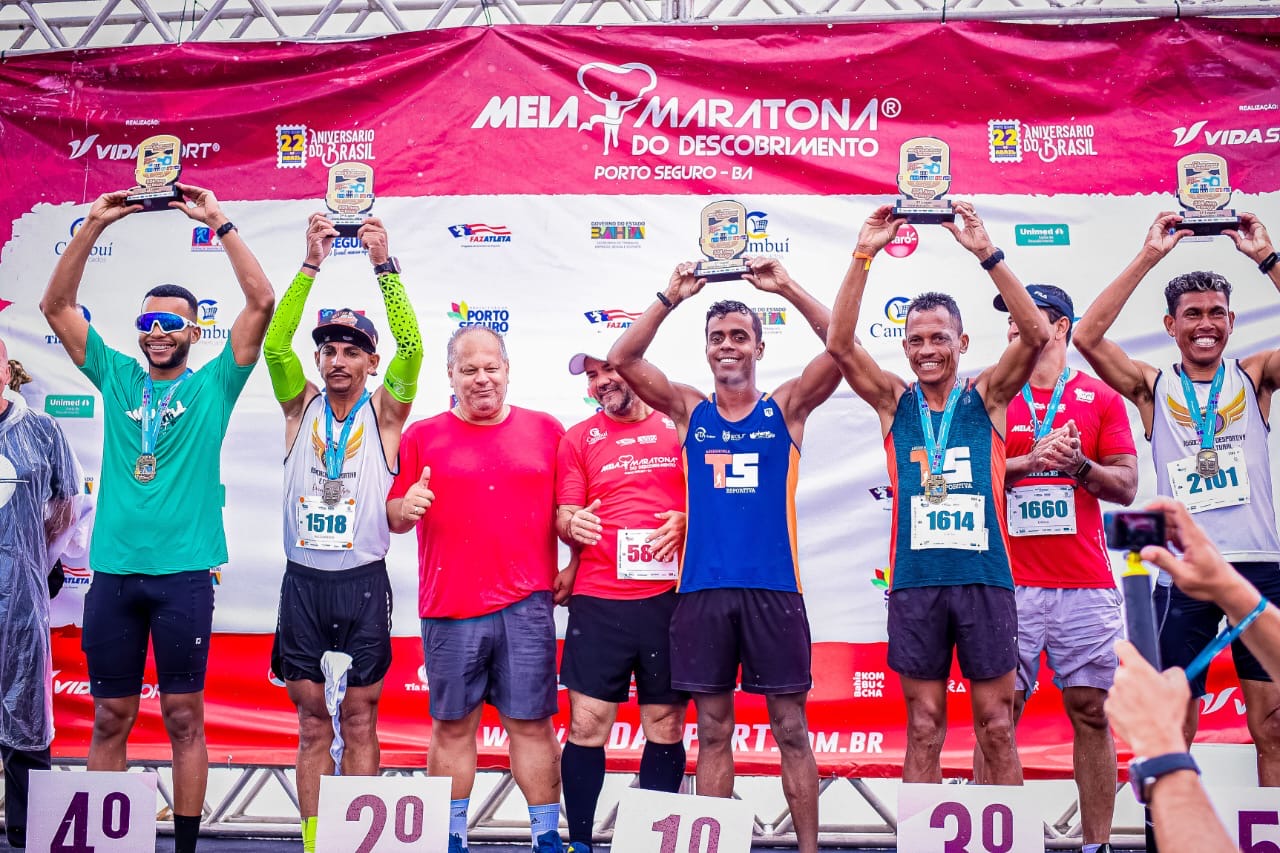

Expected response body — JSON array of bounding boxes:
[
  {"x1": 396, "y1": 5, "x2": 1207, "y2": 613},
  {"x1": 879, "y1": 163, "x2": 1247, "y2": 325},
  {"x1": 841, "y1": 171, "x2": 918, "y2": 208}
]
[{"x1": 40, "y1": 184, "x2": 274, "y2": 853}]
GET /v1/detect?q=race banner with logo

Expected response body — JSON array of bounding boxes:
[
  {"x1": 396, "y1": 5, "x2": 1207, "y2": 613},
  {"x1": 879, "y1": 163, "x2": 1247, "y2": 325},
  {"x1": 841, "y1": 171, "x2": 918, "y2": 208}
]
[{"x1": 2, "y1": 18, "x2": 1278, "y2": 775}]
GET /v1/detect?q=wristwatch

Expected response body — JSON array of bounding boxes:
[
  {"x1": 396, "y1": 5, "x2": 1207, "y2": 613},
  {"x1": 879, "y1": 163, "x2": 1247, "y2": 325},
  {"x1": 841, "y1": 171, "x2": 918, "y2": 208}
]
[
  {"x1": 1128, "y1": 752, "x2": 1200, "y2": 804},
  {"x1": 373, "y1": 257, "x2": 401, "y2": 275}
]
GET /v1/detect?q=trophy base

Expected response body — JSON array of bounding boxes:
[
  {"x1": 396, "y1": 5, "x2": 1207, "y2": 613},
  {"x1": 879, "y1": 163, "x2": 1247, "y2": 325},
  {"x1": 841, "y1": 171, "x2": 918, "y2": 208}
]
[
  {"x1": 893, "y1": 200, "x2": 955, "y2": 224},
  {"x1": 1180, "y1": 211, "x2": 1240, "y2": 237},
  {"x1": 125, "y1": 186, "x2": 182, "y2": 213},
  {"x1": 331, "y1": 215, "x2": 369, "y2": 238},
  {"x1": 694, "y1": 258, "x2": 751, "y2": 282}
]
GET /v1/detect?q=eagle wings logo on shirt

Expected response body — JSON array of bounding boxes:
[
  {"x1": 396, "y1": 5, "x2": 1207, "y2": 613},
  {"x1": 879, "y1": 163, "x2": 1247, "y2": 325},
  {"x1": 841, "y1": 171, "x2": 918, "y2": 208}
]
[
  {"x1": 311, "y1": 419, "x2": 365, "y2": 465},
  {"x1": 1167, "y1": 387, "x2": 1247, "y2": 434}
]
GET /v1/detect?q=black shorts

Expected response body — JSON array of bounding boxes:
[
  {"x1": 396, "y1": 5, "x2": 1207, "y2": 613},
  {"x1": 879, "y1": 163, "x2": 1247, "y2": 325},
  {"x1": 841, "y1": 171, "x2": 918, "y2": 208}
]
[
  {"x1": 271, "y1": 560, "x2": 393, "y2": 688},
  {"x1": 82, "y1": 570, "x2": 214, "y2": 698},
  {"x1": 1157, "y1": 560, "x2": 1280, "y2": 697},
  {"x1": 561, "y1": 592, "x2": 687, "y2": 705},
  {"x1": 670, "y1": 588, "x2": 812, "y2": 695},
  {"x1": 887, "y1": 584, "x2": 1018, "y2": 682}
]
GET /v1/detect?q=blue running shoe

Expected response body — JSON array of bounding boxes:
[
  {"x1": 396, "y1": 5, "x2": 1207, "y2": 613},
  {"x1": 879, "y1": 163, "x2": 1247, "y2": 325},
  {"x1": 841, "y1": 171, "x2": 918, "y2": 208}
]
[{"x1": 533, "y1": 829, "x2": 565, "y2": 852}]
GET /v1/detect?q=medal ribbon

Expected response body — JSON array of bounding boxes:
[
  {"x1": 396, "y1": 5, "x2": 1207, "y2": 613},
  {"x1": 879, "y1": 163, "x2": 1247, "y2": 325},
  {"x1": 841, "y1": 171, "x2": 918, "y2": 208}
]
[
  {"x1": 324, "y1": 390, "x2": 371, "y2": 481},
  {"x1": 140, "y1": 370, "x2": 191, "y2": 456},
  {"x1": 916, "y1": 378, "x2": 964, "y2": 476},
  {"x1": 1178, "y1": 363, "x2": 1225, "y2": 452},
  {"x1": 1021, "y1": 368, "x2": 1071, "y2": 443}
]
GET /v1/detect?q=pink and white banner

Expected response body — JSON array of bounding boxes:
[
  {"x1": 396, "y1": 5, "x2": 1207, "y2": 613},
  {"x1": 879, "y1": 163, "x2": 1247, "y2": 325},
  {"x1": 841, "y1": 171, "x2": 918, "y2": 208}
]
[{"x1": 2, "y1": 19, "x2": 1279, "y2": 775}]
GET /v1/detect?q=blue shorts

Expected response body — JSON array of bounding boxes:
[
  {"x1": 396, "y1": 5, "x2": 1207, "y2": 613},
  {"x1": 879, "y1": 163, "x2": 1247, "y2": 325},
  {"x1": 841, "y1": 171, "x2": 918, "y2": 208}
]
[
  {"x1": 1157, "y1": 560, "x2": 1280, "y2": 697},
  {"x1": 82, "y1": 570, "x2": 214, "y2": 698},
  {"x1": 421, "y1": 591, "x2": 558, "y2": 721}
]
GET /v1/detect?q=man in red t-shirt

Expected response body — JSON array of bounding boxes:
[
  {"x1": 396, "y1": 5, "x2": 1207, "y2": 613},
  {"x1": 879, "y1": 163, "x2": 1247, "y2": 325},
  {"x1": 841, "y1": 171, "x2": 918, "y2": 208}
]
[
  {"x1": 984, "y1": 284, "x2": 1138, "y2": 853},
  {"x1": 556, "y1": 348, "x2": 688, "y2": 853},
  {"x1": 387, "y1": 327, "x2": 566, "y2": 853}
]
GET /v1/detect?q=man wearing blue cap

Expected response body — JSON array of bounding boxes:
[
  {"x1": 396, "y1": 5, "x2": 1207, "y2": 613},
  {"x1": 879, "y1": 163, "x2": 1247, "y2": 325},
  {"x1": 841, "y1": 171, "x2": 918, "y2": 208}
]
[
  {"x1": 986, "y1": 284, "x2": 1138, "y2": 853},
  {"x1": 263, "y1": 212, "x2": 422, "y2": 853}
]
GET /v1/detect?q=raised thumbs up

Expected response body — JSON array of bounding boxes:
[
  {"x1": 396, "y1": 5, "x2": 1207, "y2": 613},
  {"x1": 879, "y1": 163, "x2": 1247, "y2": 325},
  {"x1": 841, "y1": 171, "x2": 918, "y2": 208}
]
[{"x1": 402, "y1": 465, "x2": 435, "y2": 524}]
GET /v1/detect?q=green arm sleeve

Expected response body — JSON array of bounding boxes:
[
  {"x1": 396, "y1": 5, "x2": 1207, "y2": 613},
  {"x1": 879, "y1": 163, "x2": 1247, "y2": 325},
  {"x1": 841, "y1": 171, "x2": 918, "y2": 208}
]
[
  {"x1": 377, "y1": 271, "x2": 423, "y2": 403},
  {"x1": 263, "y1": 271, "x2": 313, "y2": 403}
]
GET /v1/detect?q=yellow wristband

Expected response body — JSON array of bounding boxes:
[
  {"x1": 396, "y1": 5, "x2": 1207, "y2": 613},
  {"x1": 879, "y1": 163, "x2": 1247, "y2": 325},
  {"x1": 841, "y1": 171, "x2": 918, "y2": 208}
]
[{"x1": 853, "y1": 251, "x2": 874, "y2": 271}]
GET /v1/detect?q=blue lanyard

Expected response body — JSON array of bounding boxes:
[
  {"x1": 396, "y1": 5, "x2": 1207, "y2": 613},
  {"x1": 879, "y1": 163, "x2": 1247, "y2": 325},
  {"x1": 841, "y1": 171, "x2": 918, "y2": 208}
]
[
  {"x1": 1178, "y1": 363, "x2": 1225, "y2": 452},
  {"x1": 1021, "y1": 368, "x2": 1071, "y2": 442},
  {"x1": 141, "y1": 370, "x2": 191, "y2": 455},
  {"x1": 323, "y1": 390, "x2": 371, "y2": 480},
  {"x1": 915, "y1": 379, "x2": 963, "y2": 476},
  {"x1": 1185, "y1": 596, "x2": 1270, "y2": 682}
]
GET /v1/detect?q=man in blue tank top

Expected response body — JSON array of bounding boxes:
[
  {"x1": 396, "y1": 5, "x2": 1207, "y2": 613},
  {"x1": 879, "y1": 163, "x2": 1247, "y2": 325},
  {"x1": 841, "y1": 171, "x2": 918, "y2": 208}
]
[
  {"x1": 1075, "y1": 211, "x2": 1280, "y2": 784},
  {"x1": 827, "y1": 202, "x2": 1050, "y2": 786},
  {"x1": 607, "y1": 257, "x2": 841, "y2": 853}
]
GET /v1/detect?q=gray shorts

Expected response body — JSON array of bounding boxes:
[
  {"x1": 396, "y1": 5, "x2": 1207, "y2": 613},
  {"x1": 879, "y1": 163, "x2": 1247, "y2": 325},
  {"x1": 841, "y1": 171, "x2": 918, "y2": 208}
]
[
  {"x1": 421, "y1": 591, "x2": 558, "y2": 721},
  {"x1": 1015, "y1": 585, "x2": 1122, "y2": 694}
]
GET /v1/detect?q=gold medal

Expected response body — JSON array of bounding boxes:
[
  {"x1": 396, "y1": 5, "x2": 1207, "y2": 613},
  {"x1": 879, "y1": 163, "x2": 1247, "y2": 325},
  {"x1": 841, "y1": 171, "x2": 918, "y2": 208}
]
[
  {"x1": 1196, "y1": 448, "x2": 1219, "y2": 479},
  {"x1": 134, "y1": 453, "x2": 157, "y2": 483},
  {"x1": 924, "y1": 473, "x2": 948, "y2": 505}
]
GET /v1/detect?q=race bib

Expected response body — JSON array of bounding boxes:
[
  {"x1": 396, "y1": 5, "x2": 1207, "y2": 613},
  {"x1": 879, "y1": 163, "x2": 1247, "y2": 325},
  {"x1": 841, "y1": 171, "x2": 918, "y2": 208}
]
[
  {"x1": 910, "y1": 494, "x2": 988, "y2": 551},
  {"x1": 617, "y1": 529, "x2": 678, "y2": 580},
  {"x1": 1168, "y1": 447, "x2": 1250, "y2": 514},
  {"x1": 1006, "y1": 484, "x2": 1077, "y2": 537},
  {"x1": 295, "y1": 496, "x2": 356, "y2": 550}
]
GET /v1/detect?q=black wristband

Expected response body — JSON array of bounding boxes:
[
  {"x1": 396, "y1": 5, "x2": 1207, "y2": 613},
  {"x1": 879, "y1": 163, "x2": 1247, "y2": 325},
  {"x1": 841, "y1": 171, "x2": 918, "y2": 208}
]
[
  {"x1": 1260, "y1": 252, "x2": 1280, "y2": 275},
  {"x1": 215, "y1": 221, "x2": 237, "y2": 239},
  {"x1": 301, "y1": 262, "x2": 320, "y2": 272},
  {"x1": 1073, "y1": 457, "x2": 1093, "y2": 481},
  {"x1": 979, "y1": 248, "x2": 1005, "y2": 271},
  {"x1": 656, "y1": 291, "x2": 674, "y2": 309}
]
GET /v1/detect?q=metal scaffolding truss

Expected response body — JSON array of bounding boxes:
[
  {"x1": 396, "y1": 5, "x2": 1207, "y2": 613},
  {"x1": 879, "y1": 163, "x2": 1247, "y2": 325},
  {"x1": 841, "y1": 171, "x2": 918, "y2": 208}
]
[
  {"x1": 1, "y1": 0, "x2": 1278, "y2": 53},
  {"x1": 8, "y1": 763, "x2": 1147, "y2": 848}
]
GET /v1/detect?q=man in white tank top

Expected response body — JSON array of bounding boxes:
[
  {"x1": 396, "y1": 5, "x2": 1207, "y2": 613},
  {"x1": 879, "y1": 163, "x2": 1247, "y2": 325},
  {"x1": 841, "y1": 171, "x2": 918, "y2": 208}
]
[
  {"x1": 262, "y1": 214, "x2": 422, "y2": 851},
  {"x1": 1075, "y1": 210, "x2": 1280, "y2": 784}
]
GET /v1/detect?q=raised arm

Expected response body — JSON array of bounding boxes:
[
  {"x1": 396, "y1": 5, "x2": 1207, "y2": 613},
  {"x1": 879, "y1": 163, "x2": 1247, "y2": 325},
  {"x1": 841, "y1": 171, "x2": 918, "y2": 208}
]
[
  {"x1": 948, "y1": 203, "x2": 1049, "y2": 411},
  {"x1": 360, "y1": 218, "x2": 422, "y2": 432},
  {"x1": 606, "y1": 263, "x2": 710, "y2": 430},
  {"x1": 170, "y1": 183, "x2": 275, "y2": 367},
  {"x1": 40, "y1": 190, "x2": 140, "y2": 365},
  {"x1": 1074, "y1": 213, "x2": 1185, "y2": 422},
  {"x1": 741, "y1": 257, "x2": 841, "y2": 427},
  {"x1": 827, "y1": 205, "x2": 911, "y2": 428},
  {"x1": 1230, "y1": 214, "x2": 1280, "y2": 398},
  {"x1": 264, "y1": 214, "x2": 332, "y2": 427}
]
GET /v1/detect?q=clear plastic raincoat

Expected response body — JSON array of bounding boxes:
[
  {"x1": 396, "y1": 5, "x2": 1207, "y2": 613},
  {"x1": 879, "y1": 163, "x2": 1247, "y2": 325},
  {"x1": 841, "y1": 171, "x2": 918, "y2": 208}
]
[{"x1": 0, "y1": 392, "x2": 82, "y2": 750}]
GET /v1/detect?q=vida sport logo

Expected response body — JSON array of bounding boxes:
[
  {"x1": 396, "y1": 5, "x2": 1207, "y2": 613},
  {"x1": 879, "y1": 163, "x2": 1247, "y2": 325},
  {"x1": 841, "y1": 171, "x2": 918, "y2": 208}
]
[{"x1": 471, "y1": 61, "x2": 899, "y2": 181}]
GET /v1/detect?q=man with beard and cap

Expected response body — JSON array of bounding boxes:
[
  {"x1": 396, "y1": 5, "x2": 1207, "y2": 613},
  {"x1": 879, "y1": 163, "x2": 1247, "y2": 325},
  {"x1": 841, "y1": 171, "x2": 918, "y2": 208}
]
[
  {"x1": 1075, "y1": 211, "x2": 1280, "y2": 785},
  {"x1": 262, "y1": 213, "x2": 422, "y2": 853},
  {"x1": 0, "y1": 336, "x2": 83, "y2": 848},
  {"x1": 826, "y1": 202, "x2": 1049, "y2": 787},
  {"x1": 40, "y1": 184, "x2": 274, "y2": 853},
  {"x1": 555, "y1": 343, "x2": 688, "y2": 853}
]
